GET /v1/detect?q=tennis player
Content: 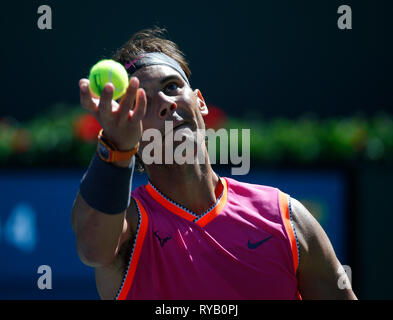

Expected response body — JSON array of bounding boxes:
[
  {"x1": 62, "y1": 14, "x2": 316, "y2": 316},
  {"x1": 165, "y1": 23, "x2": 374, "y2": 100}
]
[{"x1": 71, "y1": 28, "x2": 357, "y2": 300}]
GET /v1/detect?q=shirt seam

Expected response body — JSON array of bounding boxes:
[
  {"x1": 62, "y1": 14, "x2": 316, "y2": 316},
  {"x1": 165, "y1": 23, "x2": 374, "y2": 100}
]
[
  {"x1": 115, "y1": 197, "x2": 142, "y2": 300},
  {"x1": 147, "y1": 177, "x2": 225, "y2": 222},
  {"x1": 288, "y1": 196, "x2": 300, "y2": 272}
]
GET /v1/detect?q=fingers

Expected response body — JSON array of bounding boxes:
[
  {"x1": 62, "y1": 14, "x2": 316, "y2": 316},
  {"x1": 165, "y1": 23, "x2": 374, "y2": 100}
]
[
  {"x1": 118, "y1": 77, "x2": 139, "y2": 119},
  {"x1": 97, "y1": 82, "x2": 115, "y2": 119},
  {"x1": 79, "y1": 79, "x2": 98, "y2": 113},
  {"x1": 132, "y1": 88, "x2": 147, "y2": 121},
  {"x1": 79, "y1": 76, "x2": 145, "y2": 129}
]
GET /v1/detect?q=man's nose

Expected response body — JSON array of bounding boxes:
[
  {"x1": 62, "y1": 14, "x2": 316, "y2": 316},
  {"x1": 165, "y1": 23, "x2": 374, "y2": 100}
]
[{"x1": 157, "y1": 92, "x2": 177, "y2": 119}]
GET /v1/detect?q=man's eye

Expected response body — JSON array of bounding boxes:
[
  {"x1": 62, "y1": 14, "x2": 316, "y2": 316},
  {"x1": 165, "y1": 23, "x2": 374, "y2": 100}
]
[{"x1": 164, "y1": 82, "x2": 179, "y2": 93}]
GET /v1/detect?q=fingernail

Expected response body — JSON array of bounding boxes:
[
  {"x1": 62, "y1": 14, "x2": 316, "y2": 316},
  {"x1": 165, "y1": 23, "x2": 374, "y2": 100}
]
[
  {"x1": 105, "y1": 84, "x2": 113, "y2": 93},
  {"x1": 80, "y1": 84, "x2": 88, "y2": 93},
  {"x1": 130, "y1": 78, "x2": 138, "y2": 89}
]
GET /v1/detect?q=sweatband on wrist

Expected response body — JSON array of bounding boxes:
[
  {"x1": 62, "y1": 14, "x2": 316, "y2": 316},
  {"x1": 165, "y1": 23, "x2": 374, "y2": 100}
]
[{"x1": 79, "y1": 152, "x2": 135, "y2": 214}]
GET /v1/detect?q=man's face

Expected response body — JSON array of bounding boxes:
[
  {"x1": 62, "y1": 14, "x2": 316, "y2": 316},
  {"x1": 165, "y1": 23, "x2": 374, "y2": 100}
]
[{"x1": 133, "y1": 65, "x2": 207, "y2": 159}]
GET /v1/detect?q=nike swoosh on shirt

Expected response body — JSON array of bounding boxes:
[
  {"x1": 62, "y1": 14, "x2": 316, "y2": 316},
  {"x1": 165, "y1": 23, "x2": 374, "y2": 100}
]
[{"x1": 247, "y1": 235, "x2": 273, "y2": 249}]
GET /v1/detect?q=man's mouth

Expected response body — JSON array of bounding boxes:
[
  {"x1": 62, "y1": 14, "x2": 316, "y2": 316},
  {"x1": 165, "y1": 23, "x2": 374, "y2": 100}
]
[{"x1": 163, "y1": 121, "x2": 193, "y2": 137}]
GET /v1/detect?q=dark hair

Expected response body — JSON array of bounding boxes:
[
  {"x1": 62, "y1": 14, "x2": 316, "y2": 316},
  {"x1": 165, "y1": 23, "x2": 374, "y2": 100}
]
[
  {"x1": 112, "y1": 27, "x2": 191, "y2": 80},
  {"x1": 112, "y1": 27, "x2": 191, "y2": 173}
]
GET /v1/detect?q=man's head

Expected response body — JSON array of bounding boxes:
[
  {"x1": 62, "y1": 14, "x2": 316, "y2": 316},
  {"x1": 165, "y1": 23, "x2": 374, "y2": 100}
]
[
  {"x1": 112, "y1": 27, "x2": 208, "y2": 172},
  {"x1": 113, "y1": 27, "x2": 191, "y2": 83}
]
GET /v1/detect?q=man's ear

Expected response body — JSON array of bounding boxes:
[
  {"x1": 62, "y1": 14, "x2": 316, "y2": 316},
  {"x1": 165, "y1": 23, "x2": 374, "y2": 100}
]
[{"x1": 194, "y1": 89, "x2": 208, "y2": 116}]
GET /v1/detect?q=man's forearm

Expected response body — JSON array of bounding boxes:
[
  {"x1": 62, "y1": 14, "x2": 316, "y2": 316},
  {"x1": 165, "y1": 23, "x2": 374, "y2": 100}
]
[{"x1": 71, "y1": 154, "x2": 135, "y2": 267}]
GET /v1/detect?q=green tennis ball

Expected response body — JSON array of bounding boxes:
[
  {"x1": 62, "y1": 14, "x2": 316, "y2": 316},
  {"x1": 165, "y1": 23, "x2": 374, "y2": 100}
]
[{"x1": 88, "y1": 59, "x2": 129, "y2": 100}]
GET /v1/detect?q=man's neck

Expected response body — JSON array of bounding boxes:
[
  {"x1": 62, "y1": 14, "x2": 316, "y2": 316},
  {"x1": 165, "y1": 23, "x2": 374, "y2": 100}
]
[{"x1": 146, "y1": 162, "x2": 220, "y2": 216}]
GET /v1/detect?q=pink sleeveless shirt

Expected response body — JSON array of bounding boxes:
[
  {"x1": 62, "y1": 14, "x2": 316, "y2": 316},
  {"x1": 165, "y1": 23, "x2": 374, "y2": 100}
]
[{"x1": 116, "y1": 177, "x2": 301, "y2": 300}]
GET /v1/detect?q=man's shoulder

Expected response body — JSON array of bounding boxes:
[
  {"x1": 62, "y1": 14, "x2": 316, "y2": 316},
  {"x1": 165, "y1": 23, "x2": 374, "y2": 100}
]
[
  {"x1": 223, "y1": 176, "x2": 279, "y2": 193},
  {"x1": 223, "y1": 177, "x2": 282, "y2": 207}
]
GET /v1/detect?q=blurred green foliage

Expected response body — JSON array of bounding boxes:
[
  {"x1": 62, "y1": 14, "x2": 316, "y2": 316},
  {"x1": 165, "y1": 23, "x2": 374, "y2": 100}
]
[
  {"x1": 225, "y1": 114, "x2": 393, "y2": 166},
  {"x1": 1, "y1": 104, "x2": 392, "y2": 168},
  {"x1": 0, "y1": 104, "x2": 96, "y2": 168}
]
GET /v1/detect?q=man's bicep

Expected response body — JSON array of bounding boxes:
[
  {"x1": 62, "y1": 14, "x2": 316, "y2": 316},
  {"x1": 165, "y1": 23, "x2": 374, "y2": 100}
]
[{"x1": 290, "y1": 197, "x2": 356, "y2": 300}]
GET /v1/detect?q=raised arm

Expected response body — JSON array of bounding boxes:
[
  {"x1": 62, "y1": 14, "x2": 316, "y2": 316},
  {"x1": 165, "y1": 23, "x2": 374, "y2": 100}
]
[
  {"x1": 291, "y1": 197, "x2": 357, "y2": 299},
  {"x1": 71, "y1": 76, "x2": 146, "y2": 268}
]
